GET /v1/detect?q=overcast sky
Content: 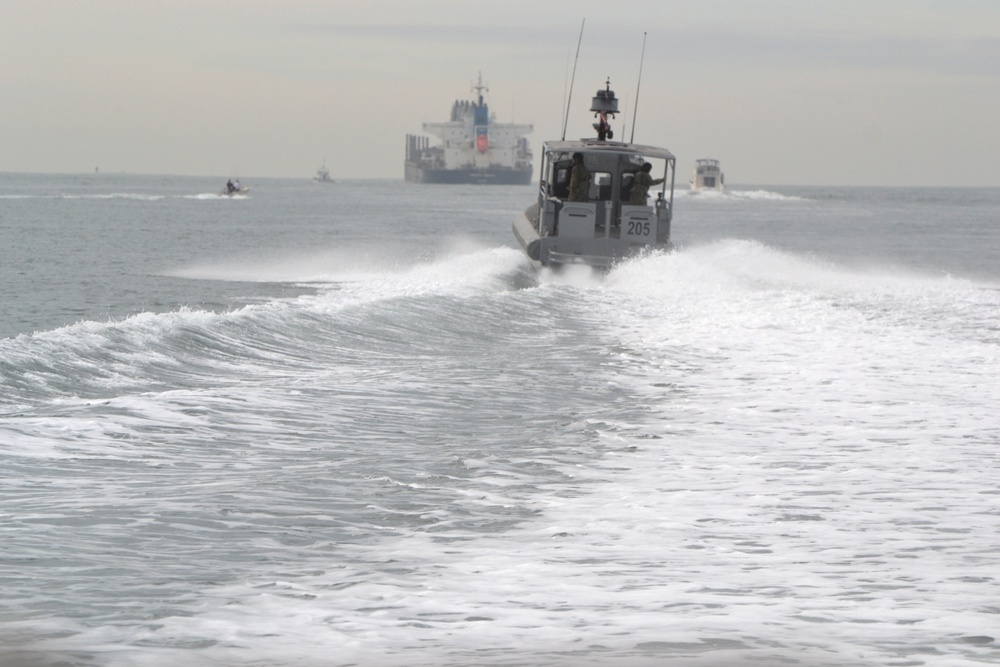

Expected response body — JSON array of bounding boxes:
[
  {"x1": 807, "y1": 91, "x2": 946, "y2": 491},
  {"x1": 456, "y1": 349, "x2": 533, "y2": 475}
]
[{"x1": 2, "y1": 0, "x2": 998, "y2": 186}]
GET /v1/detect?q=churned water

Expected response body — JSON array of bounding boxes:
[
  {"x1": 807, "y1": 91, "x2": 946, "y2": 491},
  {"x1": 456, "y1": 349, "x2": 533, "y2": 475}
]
[{"x1": 2, "y1": 173, "x2": 999, "y2": 666}]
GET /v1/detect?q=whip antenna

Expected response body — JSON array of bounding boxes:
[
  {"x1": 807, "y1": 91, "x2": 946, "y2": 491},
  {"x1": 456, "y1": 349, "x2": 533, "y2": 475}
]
[
  {"x1": 561, "y1": 18, "x2": 585, "y2": 141},
  {"x1": 629, "y1": 32, "x2": 647, "y2": 144}
]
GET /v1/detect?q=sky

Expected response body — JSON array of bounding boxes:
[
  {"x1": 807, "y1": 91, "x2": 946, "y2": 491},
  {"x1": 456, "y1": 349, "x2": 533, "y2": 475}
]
[{"x1": 1, "y1": 0, "x2": 998, "y2": 186}]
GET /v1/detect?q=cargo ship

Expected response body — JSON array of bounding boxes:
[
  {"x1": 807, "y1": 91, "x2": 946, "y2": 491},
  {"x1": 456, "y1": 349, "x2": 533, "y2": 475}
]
[{"x1": 405, "y1": 74, "x2": 533, "y2": 185}]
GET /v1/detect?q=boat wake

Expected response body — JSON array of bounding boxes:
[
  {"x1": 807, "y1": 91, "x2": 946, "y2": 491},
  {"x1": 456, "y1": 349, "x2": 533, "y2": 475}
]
[
  {"x1": 3, "y1": 233, "x2": 1000, "y2": 667},
  {"x1": 678, "y1": 188, "x2": 805, "y2": 201}
]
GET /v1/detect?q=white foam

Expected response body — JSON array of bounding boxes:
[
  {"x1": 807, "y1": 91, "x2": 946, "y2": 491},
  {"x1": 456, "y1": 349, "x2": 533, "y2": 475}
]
[
  {"x1": 4, "y1": 240, "x2": 999, "y2": 667},
  {"x1": 677, "y1": 188, "x2": 806, "y2": 202}
]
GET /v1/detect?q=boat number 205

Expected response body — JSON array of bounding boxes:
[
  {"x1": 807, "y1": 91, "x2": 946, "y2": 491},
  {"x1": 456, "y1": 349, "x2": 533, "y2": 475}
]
[{"x1": 627, "y1": 220, "x2": 651, "y2": 236}]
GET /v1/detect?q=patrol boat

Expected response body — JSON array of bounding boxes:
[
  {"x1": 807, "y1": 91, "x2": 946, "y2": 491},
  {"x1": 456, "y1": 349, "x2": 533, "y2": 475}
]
[
  {"x1": 690, "y1": 158, "x2": 724, "y2": 191},
  {"x1": 405, "y1": 73, "x2": 533, "y2": 185},
  {"x1": 512, "y1": 80, "x2": 677, "y2": 269}
]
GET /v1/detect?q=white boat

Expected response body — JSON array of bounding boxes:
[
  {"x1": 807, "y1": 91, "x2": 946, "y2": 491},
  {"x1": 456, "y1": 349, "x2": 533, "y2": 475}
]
[
  {"x1": 690, "y1": 158, "x2": 725, "y2": 191},
  {"x1": 314, "y1": 161, "x2": 334, "y2": 183},
  {"x1": 511, "y1": 80, "x2": 677, "y2": 270}
]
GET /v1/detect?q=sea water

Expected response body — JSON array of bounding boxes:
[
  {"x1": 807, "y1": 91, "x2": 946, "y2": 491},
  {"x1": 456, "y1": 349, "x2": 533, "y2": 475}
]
[{"x1": 2, "y1": 173, "x2": 999, "y2": 667}]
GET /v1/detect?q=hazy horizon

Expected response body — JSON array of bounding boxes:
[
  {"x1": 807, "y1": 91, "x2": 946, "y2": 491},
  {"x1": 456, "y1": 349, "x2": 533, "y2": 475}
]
[{"x1": 2, "y1": 0, "x2": 998, "y2": 187}]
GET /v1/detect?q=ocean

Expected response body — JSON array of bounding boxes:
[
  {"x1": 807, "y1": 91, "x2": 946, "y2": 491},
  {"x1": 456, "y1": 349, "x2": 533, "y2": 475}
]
[{"x1": 2, "y1": 173, "x2": 999, "y2": 667}]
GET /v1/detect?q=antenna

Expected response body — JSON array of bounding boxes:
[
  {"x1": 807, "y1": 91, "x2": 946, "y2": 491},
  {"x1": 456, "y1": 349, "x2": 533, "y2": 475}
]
[
  {"x1": 561, "y1": 18, "x2": 585, "y2": 141},
  {"x1": 472, "y1": 71, "x2": 488, "y2": 105},
  {"x1": 620, "y1": 93, "x2": 628, "y2": 139},
  {"x1": 561, "y1": 51, "x2": 569, "y2": 128},
  {"x1": 630, "y1": 32, "x2": 647, "y2": 144}
]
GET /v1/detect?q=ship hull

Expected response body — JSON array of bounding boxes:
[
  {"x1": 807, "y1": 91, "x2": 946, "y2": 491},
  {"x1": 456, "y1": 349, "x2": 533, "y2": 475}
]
[{"x1": 405, "y1": 162, "x2": 532, "y2": 185}]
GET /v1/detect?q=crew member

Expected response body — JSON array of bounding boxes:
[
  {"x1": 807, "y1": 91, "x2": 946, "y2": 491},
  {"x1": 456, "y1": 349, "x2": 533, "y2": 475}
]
[
  {"x1": 568, "y1": 153, "x2": 590, "y2": 202},
  {"x1": 629, "y1": 162, "x2": 664, "y2": 205}
]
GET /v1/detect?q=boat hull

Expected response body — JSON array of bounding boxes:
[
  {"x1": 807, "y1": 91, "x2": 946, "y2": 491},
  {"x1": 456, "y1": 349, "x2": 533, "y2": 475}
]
[
  {"x1": 690, "y1": 180, "x2": 724, "y2": 192},
  {"x1": 405, "y1": 162, "x2": 532, "y2": 185},
  {"x1": 512, "y1": 204, "x2": 671, "y2": 271},
  {"x1": 512, "y1": 209, "x2": 546, "y2": 270}
]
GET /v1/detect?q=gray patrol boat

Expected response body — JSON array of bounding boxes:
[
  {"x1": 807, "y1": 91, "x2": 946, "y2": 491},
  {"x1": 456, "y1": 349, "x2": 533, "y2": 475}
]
[{"x1": 512, "y1": 80, "x2": 677, "y2": 269}]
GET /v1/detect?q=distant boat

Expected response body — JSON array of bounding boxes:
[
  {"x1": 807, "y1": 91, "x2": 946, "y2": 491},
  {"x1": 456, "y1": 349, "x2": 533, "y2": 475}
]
[
  {"x1": 221, "y1": 179, "x2": 250, "y2": 196},
  {"x1": 405, "y1": 72, "x2": 533, "y2": 185},
  {"x1": 314, "y1": 161, "x2": 334, "y2": 183},
  {"x1": 690, "y1": 158, "x2": 725, "y2": 192}
]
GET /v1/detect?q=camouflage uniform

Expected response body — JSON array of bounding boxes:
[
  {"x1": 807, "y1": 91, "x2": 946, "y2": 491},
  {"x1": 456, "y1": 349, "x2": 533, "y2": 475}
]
[
  {"x1": 568, "y1": 162, "x2": 590, "y2": 202},
  {"x1": 629, "y1": 170, "x2": 664, "y2": 205}
]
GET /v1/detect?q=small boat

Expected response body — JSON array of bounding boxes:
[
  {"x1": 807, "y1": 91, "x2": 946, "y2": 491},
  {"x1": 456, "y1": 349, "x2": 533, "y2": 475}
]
[
  {"x1": 221, "y1": 180, "x2": 250, "y2": 196},
  {"x1": 512, "y1": 80, "x2": 677, "y2": 270},
  {"x1": 314, "y1": 161, "x2": 334, "y2": 183},
  {"x1": 690, "y1": 158, "x2": 724, "y2": 192}
]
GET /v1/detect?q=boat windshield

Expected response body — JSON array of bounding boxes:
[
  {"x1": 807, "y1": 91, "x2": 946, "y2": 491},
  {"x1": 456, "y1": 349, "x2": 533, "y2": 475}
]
[{"x1": 543, "y1": 150, "x2": 673, "y2": 206}]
